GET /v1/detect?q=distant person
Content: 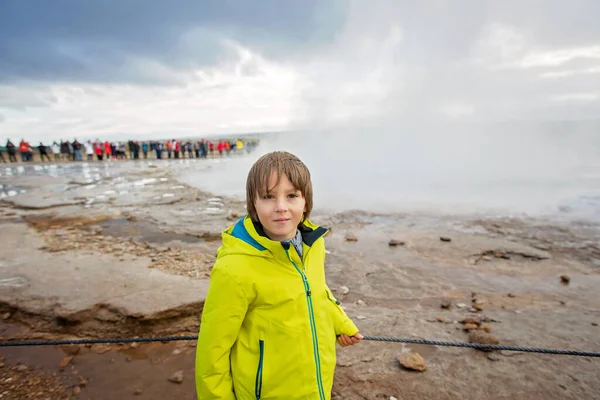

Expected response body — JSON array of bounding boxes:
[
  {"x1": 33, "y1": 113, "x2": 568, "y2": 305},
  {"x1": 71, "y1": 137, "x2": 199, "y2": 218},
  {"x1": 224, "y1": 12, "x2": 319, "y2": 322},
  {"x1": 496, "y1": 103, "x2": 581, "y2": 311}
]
[
  {"x1": 51, "y1": 141, "x2": 61, "y2": 161},
  {"x1": 236, "y1": 139, "x2": 244, "y2": 152},
  {"x1": 60, "y1": 140, "x2": 70, "y2": 161},
  {"x1": 19, "y1": 139, "x2": 30, "y2": 162},
  {"x1": 166, "y1": 140, "x2": 173, "y2": 159},
  {"x1": 94, "y1": 140, "x2": 103, "y2": 161},
  {"x1": 133, "y1": 141, "x2": 140, "y2": 159},
  {"x1": 142, "y1": 142, "x2": 149, "y2": 159},
  {"x1": 194, "y1": 141, "x2": 200, "y2": 158},
  {"x1": 155, "y1": 141, "x2": 163, "y2": 159},
  {"x1": 173, "y1": 139, "x2": 180, "y2": 159},
  {"x1": 38, "y1": 142, "x2": 51, "y2": 162},
  {"x1": 6, "y1": 140, "x2": 17, "y2": 162},
  {"x1": 85, "y1": 140, "x2": 95, "y2": 161},
  {"x1": 119, "y1": 142, "x2": 128, "y2": 159},
  {"x1": 187, "y1": 141, "x2": 194, "y2": 158},
  {"x1": 208, "y1": 141, "x2": 214, "y2": 156},
  {"x1": 195, "y1": 151, "x2": 363, "y2": 399},
  {"x1": 217, "y1": 140, "x2": 224, "y2": 156},
  {"x1": 72, "y1": 139, "x2": 82, "y2": 161},
  {"x1": 200, "y1": 139, "x2": 208, "y2": 158},
  {"x1": 0, "y1": 144, "x2": 6, "y2": 163},
  {"x1": 104, "y1": 141, "x2": 112, "y2": 160}
]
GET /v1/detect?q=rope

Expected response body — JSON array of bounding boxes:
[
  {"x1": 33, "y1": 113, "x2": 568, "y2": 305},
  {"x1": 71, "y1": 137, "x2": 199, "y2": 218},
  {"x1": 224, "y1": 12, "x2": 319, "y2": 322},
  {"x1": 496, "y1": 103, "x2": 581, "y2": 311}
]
[
  {"x1": 363, "y1": 336, "x2": 600, "y2": 357},
  {"x1": 0, "y1": 335, "x2": 599, "y2": 357}
]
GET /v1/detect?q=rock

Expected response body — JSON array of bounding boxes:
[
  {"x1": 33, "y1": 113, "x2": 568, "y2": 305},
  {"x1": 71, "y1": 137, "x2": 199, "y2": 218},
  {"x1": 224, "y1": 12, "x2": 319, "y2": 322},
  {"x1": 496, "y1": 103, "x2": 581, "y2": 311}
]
[
  {"x1": 397, "y1": 351, "x2": 427, "y2": 372},
  {"x1": 0, "y1": 362, "x2": 4, "y2": 368},
  {"x1": 482, "y1": 255, "x2": 493, "y2": 261},
  {"x1": 231, "y1": 211, "x2": 239, "y2": 218},
  {"x1": 130, "y1": 342, "x2": 139, "y2": 349},
  {"x1": 440, "y1": 299, "x2": 451, "y2": 309},
  {"x1": 436, "y1": 316, "x2": 445, "y2": 323},
  {"x1": 592, "y1": 322, "x2": 598, "y2": 326},
  {"x1": 1, "y1": 313, "x2": 11, "y2": 320},
  {"x1": 168, "y1": 370, "x2": 184, "y2": 384},
  {"x1": 487, "y1": 354, "x2": 501, "y2": 362},
  {"x1": 560, "y1": 301, "x2": 566, "y2": 305},
  {"x1": 460, "y1": 317, "x2": 481, "y2": 325},
  {"x1": 473, "y1": 302, "x2": 484, "y2": 312},
  {"x1": 456, "y1": 303, "x2": 466, "y2": 308},
  {"x1": 388, "y1": 239, "x2": 405, "y2": 247},
  {"x1": 73, "y1": 386, "x2": 81, "y2": 395},
  {"x1": 172, "y1": 349, "x2": 182, "y2": 356},
  {"x1": 356, "y1": 299, "x2": 366, "y2": 306},
  {"x1": 463, "y1": 323, "x2": 478, "y2": 331},
  {"x1": 134, "y1": 388, "x2": 144, "y2": 395},
  {"x1": 440, "y1": 236, "x2": 451, "y2": 242},
  {"x1": 59, "y1": 356, "x2": 73, "y2": 368},
  {"x1": 560, "y1": 275, "x2": 570, "y2": 285},
  {"x1": 345, "y1": 233, "x2": 358, "y2": 242},
  {"x1": 337, "y1": 359, "x2": 355, "y2": 367},
  {"x1": 468, "y1": 331, "x2": 500, "y2": 351},
  {"x1": 16, "y1": 364, "x2": 28, "y2": 371},
  {"x1": 479, "y1": 324, "x2": 492, "y2": 333},
  {"x1": 356, "y1": 315, "x2": 367, "y2": 320},
  {"x1": 507, "y1": 293, "x2": 516, "y2": 298},
  {"x1": 390, "y1": 397, "x2": 398, "y2": 400},
  {"x1": 339, "y1": 286, "x2": 350, "y2": 295}
]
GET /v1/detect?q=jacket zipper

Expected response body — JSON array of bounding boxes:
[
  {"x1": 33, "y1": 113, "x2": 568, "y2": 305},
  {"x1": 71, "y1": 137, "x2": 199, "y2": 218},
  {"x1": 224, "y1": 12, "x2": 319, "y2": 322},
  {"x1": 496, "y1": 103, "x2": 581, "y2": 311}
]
[
  {"x1": 255, "y1": 340, "x2": 264, "y2": 400},
  {"x1": 286, "y1": 250, "x2": 326, "y2": 400}
]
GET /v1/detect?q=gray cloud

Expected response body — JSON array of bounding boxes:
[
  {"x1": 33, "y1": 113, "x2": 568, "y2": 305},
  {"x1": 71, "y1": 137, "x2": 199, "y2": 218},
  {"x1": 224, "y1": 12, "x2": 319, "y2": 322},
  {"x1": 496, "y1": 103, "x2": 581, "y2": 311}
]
[{"x1": 0, "y1": 0, "x2": 345, "y2": 83}]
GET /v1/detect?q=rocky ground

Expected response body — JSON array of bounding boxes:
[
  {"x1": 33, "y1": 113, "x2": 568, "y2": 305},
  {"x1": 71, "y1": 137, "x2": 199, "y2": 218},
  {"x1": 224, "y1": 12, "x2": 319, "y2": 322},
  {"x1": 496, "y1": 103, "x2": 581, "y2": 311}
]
[{"x1": 0, "y1": 160, "x2": 599, "y2": 399}]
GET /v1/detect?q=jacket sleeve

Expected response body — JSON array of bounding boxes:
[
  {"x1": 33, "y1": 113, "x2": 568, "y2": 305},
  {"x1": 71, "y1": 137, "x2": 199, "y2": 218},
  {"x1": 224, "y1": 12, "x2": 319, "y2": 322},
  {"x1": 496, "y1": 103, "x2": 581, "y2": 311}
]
[
  {"x1": 195, "y1": 261, "x2": 252, "y2": 399},
  {"x1": 325, "y1": 284, "x2": 359, "y2": 337}
]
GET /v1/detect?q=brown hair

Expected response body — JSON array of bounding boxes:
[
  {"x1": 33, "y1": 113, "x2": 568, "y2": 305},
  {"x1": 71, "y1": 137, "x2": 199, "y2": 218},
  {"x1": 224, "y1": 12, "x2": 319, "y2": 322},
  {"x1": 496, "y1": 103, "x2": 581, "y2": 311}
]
[{"x1": 246, "y1": 151, "x2": 313, "y2": 222}]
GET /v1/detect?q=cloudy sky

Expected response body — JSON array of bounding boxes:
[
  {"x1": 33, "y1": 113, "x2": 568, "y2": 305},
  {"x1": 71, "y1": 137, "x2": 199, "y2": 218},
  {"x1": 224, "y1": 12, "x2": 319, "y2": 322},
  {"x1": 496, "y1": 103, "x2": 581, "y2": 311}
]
[{"x1": 1, "y1": 0, "x2": 599, "y2": 142}]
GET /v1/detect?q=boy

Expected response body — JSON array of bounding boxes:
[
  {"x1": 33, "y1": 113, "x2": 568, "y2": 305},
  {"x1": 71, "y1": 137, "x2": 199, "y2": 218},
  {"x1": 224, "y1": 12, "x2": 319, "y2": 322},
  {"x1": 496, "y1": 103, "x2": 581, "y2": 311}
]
[{"x1": 196, "y1": 151, "x2": 362, "y2": 399}]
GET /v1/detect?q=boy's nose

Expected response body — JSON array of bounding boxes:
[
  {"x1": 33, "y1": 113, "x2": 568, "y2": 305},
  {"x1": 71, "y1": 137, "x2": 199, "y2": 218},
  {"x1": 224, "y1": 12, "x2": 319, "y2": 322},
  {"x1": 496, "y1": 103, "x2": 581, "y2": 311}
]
[{"x1": 275, "y1": 199, "x2": 288, "y2": 212}]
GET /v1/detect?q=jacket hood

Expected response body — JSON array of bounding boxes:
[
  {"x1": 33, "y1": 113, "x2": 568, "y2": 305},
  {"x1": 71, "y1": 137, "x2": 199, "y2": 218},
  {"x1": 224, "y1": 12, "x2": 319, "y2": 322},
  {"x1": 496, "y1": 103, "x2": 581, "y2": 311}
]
[{"x1": 217, "y1": 216, "x2": 328, "y2": 259}]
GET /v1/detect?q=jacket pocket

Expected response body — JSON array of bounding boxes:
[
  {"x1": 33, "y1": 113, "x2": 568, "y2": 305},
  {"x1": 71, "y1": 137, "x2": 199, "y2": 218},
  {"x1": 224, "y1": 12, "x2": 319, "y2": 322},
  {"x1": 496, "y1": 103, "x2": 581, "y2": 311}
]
[
  {"x1": 326, "y1": 289, "x2": 342, "y2": 308},
  {"x1": 255, "y1": 340, "x2": 265, "y2": 399}
]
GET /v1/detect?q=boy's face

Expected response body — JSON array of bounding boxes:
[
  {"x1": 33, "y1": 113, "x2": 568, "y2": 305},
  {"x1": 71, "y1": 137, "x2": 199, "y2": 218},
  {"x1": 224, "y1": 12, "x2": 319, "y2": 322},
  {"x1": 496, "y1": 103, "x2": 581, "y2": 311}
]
[{"x1": 254, "y1": 172, "x2": 306, "y2": 242}]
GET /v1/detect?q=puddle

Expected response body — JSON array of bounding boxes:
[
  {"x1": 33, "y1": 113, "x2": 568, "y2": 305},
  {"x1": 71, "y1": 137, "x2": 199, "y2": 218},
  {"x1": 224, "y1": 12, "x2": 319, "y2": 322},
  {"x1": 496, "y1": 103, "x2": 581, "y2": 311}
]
[{"x1": 98, "y1": 219, "x2": 200, "y2": 244}]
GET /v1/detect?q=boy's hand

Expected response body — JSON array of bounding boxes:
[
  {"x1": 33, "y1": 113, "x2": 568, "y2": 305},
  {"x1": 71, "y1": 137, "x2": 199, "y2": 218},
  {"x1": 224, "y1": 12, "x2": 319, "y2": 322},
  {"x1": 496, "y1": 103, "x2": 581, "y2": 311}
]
[{"x1": 338, "y1": 333, "x2": 364, "y2": 347}]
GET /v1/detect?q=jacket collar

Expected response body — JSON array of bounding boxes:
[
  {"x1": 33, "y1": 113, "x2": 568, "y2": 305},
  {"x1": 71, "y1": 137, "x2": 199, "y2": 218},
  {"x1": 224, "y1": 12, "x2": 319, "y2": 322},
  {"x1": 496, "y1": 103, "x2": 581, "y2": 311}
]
[{"x1": 230, "y1": 216, "x2": 327, "y2": 260}]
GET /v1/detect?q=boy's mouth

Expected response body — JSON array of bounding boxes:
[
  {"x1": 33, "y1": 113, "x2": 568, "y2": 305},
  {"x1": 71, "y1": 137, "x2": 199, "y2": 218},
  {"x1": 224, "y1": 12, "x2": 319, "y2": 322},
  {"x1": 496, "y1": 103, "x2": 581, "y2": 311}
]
[{"x1": 274, "y1": 218, "x2": 290, "y2": 223}]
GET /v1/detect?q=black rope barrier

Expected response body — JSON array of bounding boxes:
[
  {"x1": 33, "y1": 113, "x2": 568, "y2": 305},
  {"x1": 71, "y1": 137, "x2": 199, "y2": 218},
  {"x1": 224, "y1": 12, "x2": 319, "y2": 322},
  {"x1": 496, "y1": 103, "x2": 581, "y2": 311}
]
[{"x1": 1, "y1": 335, "x2": 599, "y2": 357}]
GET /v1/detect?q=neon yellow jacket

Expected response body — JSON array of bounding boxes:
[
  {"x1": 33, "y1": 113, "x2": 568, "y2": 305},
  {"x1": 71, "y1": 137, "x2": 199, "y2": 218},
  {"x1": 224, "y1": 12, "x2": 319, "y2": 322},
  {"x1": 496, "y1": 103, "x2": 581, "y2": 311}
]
[{"x1": 195, "y1": 217, "x2": 359, "y2": 399}]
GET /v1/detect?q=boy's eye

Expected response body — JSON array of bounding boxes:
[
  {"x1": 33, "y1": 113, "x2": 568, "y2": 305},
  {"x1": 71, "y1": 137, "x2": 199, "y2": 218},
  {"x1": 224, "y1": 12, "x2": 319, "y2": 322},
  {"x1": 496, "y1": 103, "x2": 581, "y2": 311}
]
[
  {"x1": 288, "y1": 193, "x2": 298, "y2": 198},
  {"x1": 263, "y1": 194, "x2": 274, "y2": 200}
]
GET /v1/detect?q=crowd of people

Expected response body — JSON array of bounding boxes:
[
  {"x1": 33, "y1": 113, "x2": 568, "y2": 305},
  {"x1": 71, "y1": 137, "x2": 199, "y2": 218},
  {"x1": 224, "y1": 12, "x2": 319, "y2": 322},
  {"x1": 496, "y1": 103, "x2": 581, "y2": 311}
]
[{"x1": 0, "y1": 138, "x2": 259, "y2": 163}]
